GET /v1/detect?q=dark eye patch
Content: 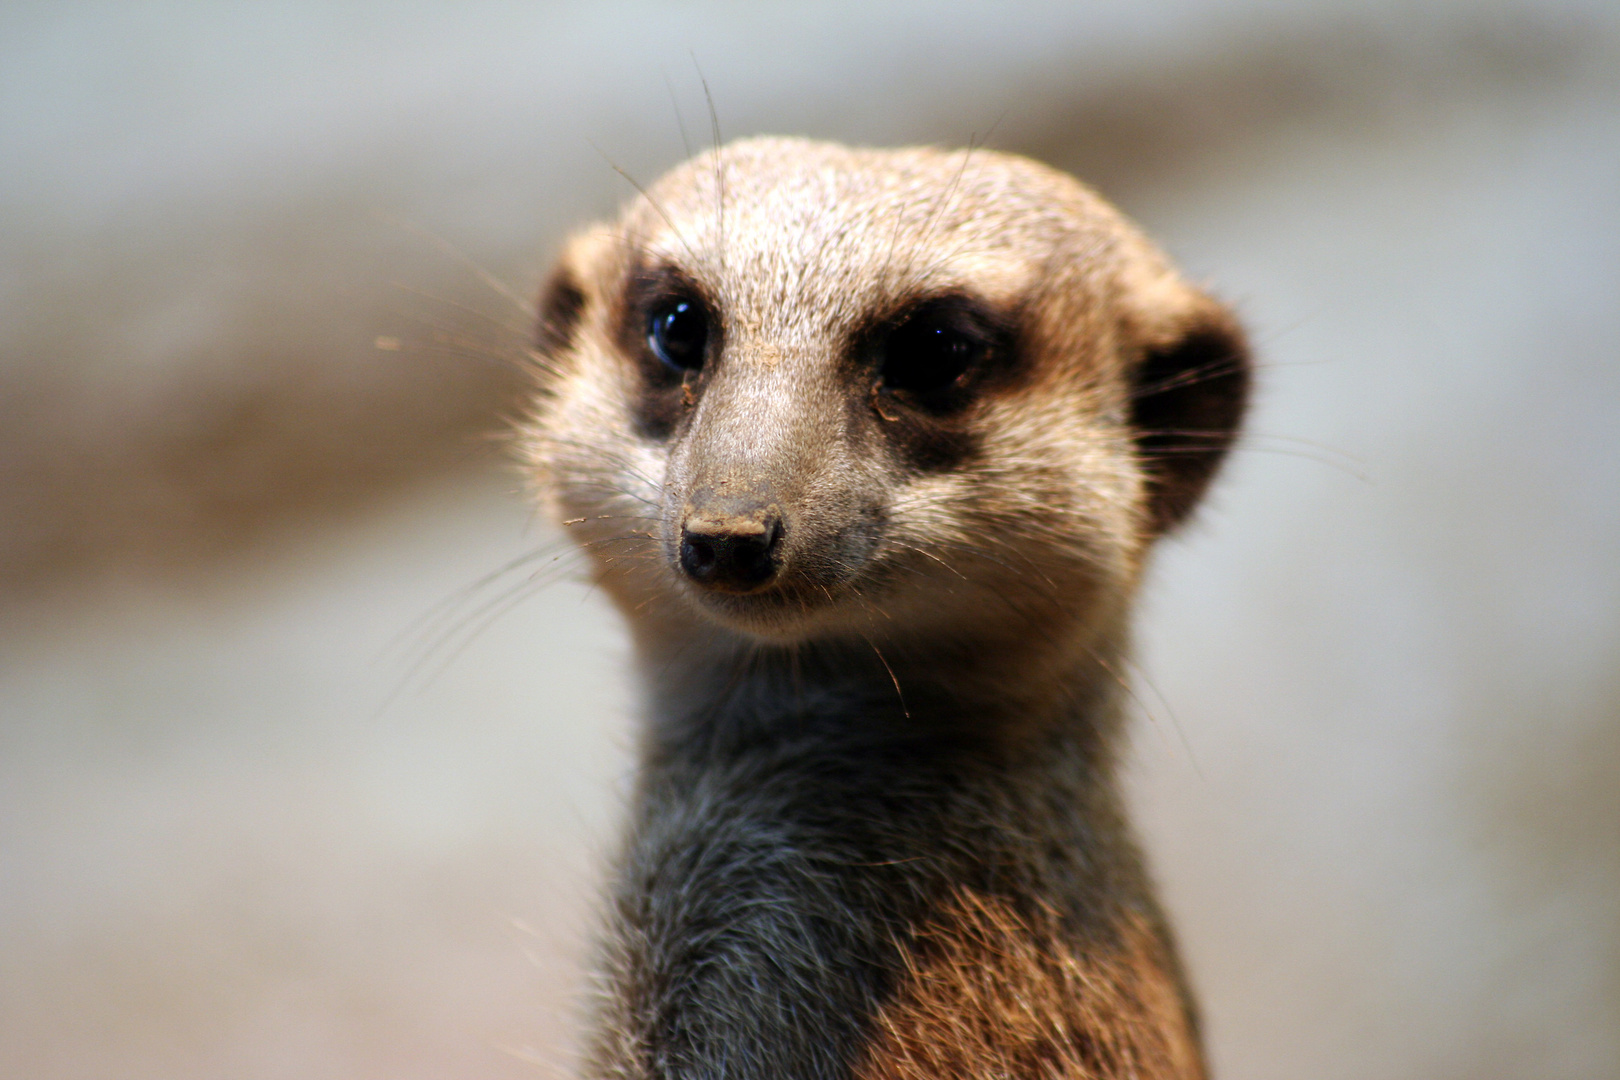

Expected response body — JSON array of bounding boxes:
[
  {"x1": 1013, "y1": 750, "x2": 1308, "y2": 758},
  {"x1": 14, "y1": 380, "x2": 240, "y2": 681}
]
[
  {"x1": 620, "y1": 265, "x2": 718, "y2": 378},
  {"x1": 648, "y1": 297, "x2": 710, "y2": 372},
  {"x1": 618, "y1": 263, "x2": 720, "y2": 439},
  {"x1": 881, "y1": 310, "x2": 984, "y2": 395},
  {"x1": 868, "y1": 295, "x2": 1012, "y2": 414},
  {"x1": 848, "y1": 293, "x2": 1020, "y2": 473}
]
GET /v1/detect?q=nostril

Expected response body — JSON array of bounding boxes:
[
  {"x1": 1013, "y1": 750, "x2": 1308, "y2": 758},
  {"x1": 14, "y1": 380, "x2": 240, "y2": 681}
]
[
  {"x1": 680, "y1": 533, "x2": 719, "y2": 580},
  {"x1": 679, "y1": 516, "x2": 785, "y2": 591}
]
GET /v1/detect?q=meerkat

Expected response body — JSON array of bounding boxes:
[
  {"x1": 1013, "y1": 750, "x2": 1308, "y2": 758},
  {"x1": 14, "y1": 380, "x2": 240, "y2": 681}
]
[{"x1": 520, "y1": 136, "x2": 1249, "y2": 1080}]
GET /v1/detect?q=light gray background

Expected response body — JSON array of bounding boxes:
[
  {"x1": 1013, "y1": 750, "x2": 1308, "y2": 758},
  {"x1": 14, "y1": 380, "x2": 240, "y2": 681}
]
[{"x1": 3, "y1": 3, "x2": 1616, "y2": 1078}]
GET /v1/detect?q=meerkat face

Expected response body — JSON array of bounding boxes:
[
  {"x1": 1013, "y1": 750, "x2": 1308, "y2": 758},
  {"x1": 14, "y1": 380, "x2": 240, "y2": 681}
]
[{"x1": 523, "y1": 138, "x2": 1247, "y2": 653}]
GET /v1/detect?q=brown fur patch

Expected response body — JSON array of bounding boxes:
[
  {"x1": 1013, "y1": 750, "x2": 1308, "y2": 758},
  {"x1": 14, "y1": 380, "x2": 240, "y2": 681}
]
[{"x1": 856, "y1": 890, "x2": 1204, "y2": 1080}]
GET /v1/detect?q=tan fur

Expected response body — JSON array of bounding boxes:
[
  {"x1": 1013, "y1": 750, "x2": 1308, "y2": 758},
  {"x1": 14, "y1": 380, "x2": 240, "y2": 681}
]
[{"x1": 857, "y1": 893, "x2": 1204, "y2": 1080}]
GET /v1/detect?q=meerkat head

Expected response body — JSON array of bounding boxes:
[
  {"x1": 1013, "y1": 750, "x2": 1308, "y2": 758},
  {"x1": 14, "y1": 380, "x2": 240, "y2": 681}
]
[{"x1": 522, "y1": 138, "x2": 1247, "y2": 661}]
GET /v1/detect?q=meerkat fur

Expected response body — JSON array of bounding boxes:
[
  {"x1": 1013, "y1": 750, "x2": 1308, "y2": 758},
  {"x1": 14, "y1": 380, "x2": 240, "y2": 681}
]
[{"x1": 521, "y1": 137, "x2": 1249, "y2": 1080}]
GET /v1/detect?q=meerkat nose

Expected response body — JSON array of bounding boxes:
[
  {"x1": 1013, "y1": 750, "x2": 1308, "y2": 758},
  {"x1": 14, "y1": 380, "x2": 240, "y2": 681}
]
[{"x1": 679, "y1": 514, "x2": 785, "y2": 592}]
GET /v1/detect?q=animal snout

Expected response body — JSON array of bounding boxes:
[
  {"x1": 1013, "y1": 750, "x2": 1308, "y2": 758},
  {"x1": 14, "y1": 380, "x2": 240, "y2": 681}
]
[{"x1": 679, "y1": 512, "x2": 785, "y2": 592}]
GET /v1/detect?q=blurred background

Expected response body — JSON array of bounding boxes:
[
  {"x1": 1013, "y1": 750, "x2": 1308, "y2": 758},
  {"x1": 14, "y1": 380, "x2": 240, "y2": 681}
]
[{"x1": 2, "y1": 2, "x2": 1616, "y2": 1078}]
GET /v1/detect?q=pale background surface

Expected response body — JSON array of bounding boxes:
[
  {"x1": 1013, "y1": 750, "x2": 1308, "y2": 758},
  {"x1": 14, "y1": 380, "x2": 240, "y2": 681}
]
[{"x1": 2, "y1": 3, "x2": 1616, "y2": 1078}]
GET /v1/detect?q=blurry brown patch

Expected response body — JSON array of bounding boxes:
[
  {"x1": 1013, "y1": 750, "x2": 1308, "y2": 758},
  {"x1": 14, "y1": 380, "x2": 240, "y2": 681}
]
[{"x1": 857, "y1": 890, "x2": 1203, "y2": 1080}]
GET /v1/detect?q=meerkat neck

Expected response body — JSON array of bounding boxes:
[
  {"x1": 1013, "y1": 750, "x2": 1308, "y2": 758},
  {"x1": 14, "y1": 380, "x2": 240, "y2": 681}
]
[
  {"x1": 628, "y1": 606, "x2": 1135, "y2": 753},
  {"x1": 585, "y1": 628, "x2": 1181, "y2": 1080},
  {"x1": 638, "y1": 635, "x2": 1126, "y2": 778}
]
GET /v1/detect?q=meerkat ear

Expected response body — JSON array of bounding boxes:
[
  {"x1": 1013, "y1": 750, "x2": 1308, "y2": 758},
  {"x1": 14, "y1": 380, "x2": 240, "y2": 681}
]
[
  {"x1": 1126, "y1": 288, "x2": 1250, "y2": 535},
  {"x1": 534, "y1": 236, "x2": 599, "y2": 358},
  {"x1": 534, "y1": 228, "x2": 622, "y2": 359},
  {"x1": 535, "y1": 260, "x2": 586, "y2": 357}
]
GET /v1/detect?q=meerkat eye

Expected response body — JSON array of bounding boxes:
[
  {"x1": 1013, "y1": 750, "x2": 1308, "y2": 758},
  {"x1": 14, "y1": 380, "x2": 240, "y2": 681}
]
[
  {"x1": 879, "y1": 306, "x2": 989, "y2": 397},
  {"x1": 647, "y1": 298, "x2": 709, "y2": 371}
]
